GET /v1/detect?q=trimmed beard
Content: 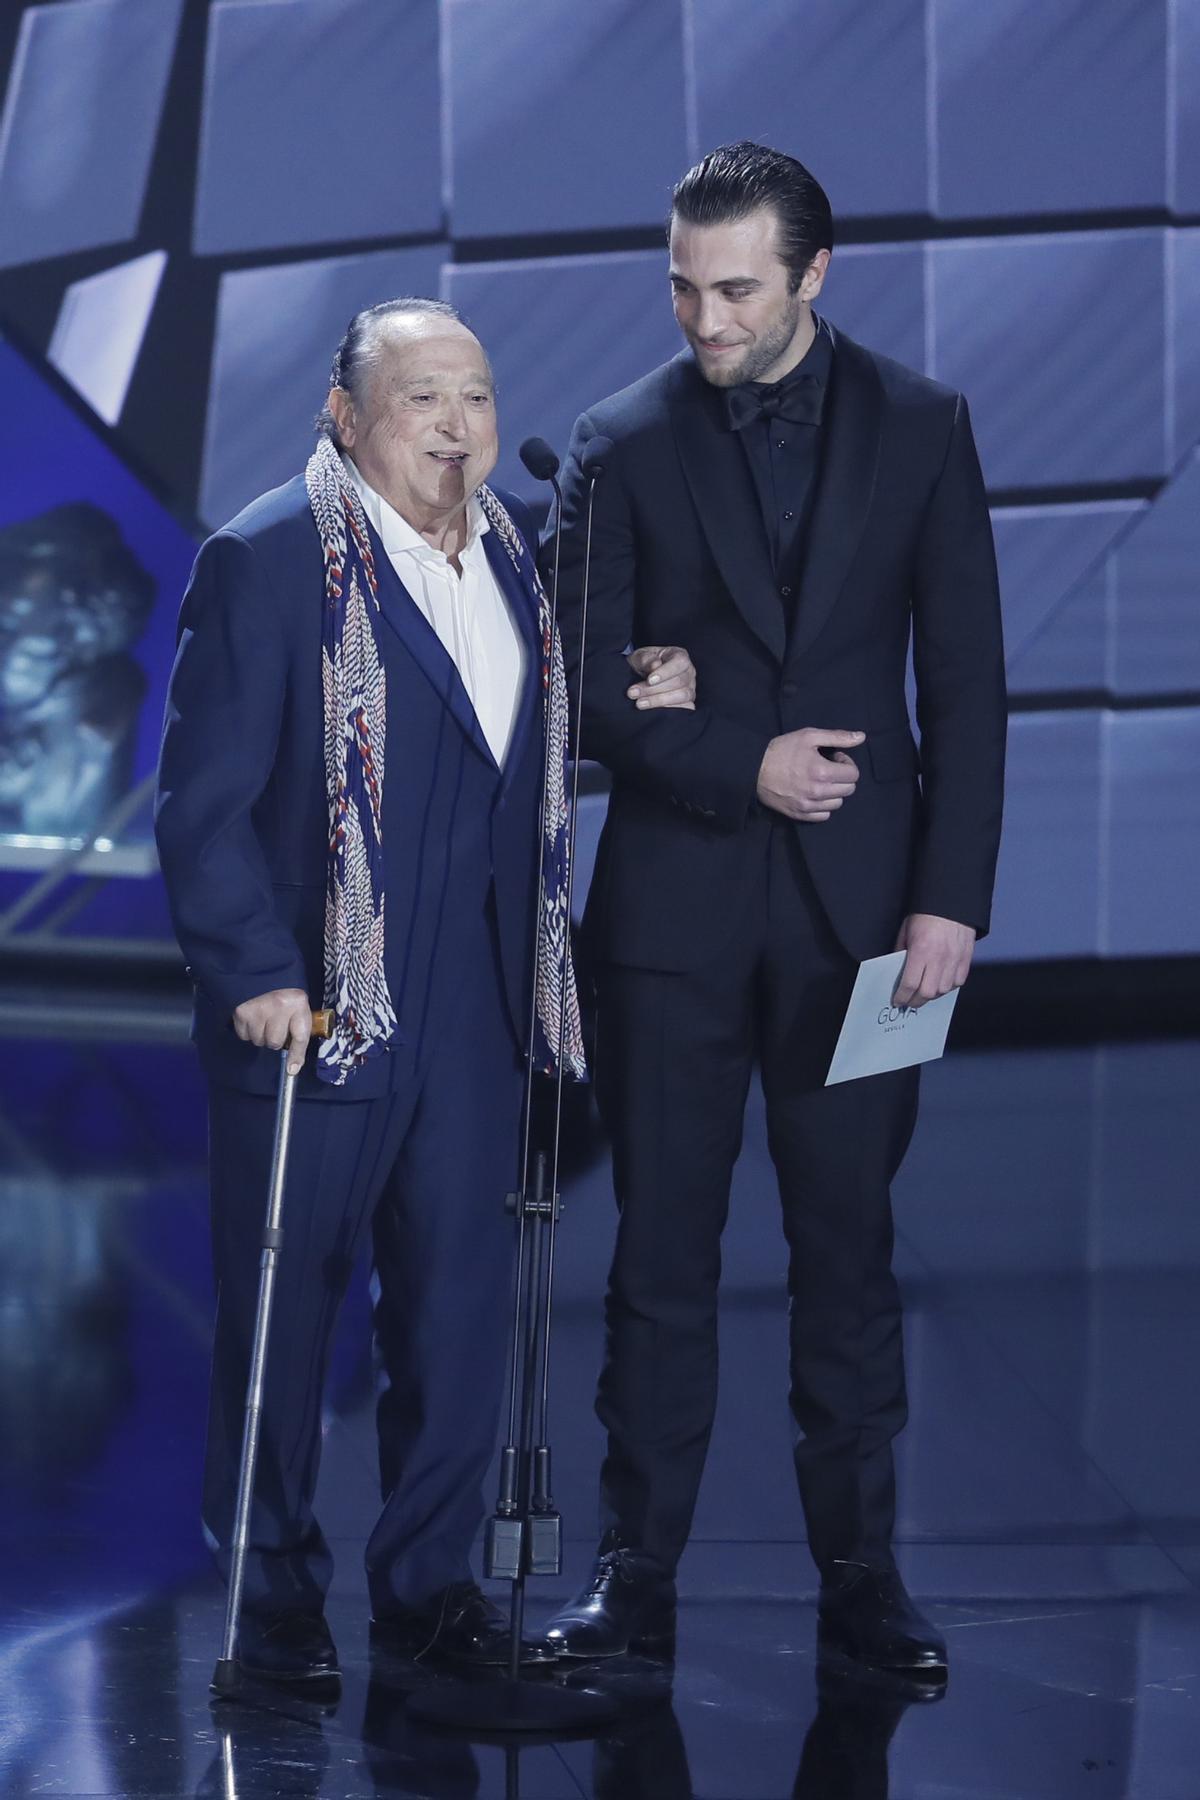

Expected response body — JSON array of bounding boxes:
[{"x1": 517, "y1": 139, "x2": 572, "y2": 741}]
[{"x1": 694, "y1": 291, "x2": 804, "y2": 388}]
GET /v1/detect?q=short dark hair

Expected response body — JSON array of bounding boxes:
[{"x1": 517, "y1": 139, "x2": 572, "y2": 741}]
[
  {"x1": 670, "y1": 141, "x2": 834, "y2": 293},
  {"x1": 316, "y1": 296, "x2": 464, "y2": 442}
]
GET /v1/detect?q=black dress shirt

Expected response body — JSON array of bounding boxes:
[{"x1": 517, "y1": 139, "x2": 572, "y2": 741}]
[{"x1": 726, "y1": 317, "x2": 833, "y2": 616}]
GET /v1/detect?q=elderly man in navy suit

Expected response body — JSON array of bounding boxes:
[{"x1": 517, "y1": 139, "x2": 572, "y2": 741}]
[{"x1": 155, "y1": 297, "x2": 694, "y2": 1687}]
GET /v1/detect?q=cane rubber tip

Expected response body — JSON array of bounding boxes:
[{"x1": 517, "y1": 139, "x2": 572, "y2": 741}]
[{"x1": 211, "y1": 1658, "x2": 239, "y2": 1695}]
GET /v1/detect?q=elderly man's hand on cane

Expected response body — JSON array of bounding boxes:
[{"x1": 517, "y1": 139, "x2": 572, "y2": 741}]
[{"x1": 233, "y1": 988, "x2": 313, "y2": 1077}]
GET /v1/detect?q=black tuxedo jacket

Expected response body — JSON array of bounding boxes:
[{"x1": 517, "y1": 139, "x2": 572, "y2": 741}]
[{"x1": 552, "y1": 327, "x2": 1007, "y2": 970}]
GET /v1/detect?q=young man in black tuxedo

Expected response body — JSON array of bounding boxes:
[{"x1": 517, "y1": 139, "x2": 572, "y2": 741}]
[{"x1": 544, "y1": 143, "x2": 1006, "y2": 1677}]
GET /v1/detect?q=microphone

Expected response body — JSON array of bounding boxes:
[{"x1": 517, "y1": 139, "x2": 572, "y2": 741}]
[
  {"x1": 580, "y1": 434, "x2": 612, "y2": 481},
  {"x1": 519, "y1": 436, "x2": 560, "y2": 483}
]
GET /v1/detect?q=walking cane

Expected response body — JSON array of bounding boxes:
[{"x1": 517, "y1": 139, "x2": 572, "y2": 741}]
[{"x1": 211, "y1": 1007, "x2": 333, "y2": 1697}]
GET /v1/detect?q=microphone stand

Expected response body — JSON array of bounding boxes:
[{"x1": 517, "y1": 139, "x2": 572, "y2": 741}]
[{"x1": 408, "y1": 448, "x2": 617, "y2": 1736}]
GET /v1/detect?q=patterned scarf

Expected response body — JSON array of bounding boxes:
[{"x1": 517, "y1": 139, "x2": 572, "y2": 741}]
[{"x1": 304, "y1": 436, "x2": 584, "y2": 1086}]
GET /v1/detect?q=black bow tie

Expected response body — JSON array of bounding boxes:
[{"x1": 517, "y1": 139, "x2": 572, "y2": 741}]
[{"x1": 726, "y1": 373, "x2": 823, "y2": 432}]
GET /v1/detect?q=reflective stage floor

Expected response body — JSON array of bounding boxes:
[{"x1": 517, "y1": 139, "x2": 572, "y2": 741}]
[{"x1": 2, "y1": 1030, "x2": 1199, "y2": 1798}]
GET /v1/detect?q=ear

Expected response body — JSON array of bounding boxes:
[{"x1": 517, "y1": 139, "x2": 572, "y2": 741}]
[
  {"x1": 799, "y1": 248, "x2": 831, "y2": 303},
  {"x1": 327, "y1": 386, "x2": 356, "y2": 447}
]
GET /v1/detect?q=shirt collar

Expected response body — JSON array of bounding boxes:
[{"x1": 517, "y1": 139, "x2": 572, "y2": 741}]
[{"x1": 341, "y1": 453, "x2": 489, "y2": 560}]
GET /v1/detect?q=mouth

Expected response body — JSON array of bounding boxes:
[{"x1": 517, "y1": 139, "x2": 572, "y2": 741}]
[
  {"x1": 429, "y1": 451, "x2": 468, "y2": 466},
  {"x1": 696, "y1": 339, "x2": 743, "y2": 355}
]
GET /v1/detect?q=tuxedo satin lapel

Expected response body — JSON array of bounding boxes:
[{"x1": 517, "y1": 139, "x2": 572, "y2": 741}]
[
  {"x1": 483, "y1": 526, "x2": 540, "y2": 790},
  {"x1": 365, "y1": 516, "x2": 497, "y2": 773},
  {"x1": 788, "y1": 329, "x2": 884, "y2": 664},
  {"x1": 668, "y1": 354, "x2": 786, "y2": 663}
]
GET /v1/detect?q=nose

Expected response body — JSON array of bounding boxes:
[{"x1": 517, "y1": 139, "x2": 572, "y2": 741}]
[
  {"x1": 694, "y1": 294, "x2": 729, "y2": 342},
  {"x1": 437, "y1": 396, "x2": 468, "y2": 439}
]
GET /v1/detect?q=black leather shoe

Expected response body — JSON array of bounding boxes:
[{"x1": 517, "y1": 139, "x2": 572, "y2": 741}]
[
  {"x1": 543, "y1": 1549, "x2": 676, "y2": 1660},
  {"x1": 236, "y1": 1609, "x2": 340, "y2": 1685},
  {"x1": 817, "y1": 1563, "x2": 948, "y2": 1677},
  {"x1": 371, "y1": 1581, "x2": 550, "y2": 1668}
]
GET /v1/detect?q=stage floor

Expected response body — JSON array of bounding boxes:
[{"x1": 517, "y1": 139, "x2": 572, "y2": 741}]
[{"x1": 2, "y1": 1030, "x2": 1198, "y2": 1798}]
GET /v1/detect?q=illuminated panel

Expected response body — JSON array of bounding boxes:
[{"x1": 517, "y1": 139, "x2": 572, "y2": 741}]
[
  {"x1": 0, "y1": 0, "x2": 183, "y2": 268},
  {"x1": 447, "y1": 252, "x2": 680, "y2": 499},
  {"x1": 931, "y1": 232, "x2": 1167, "y2": 489},
  {"x1": 996, "y1": 502, "x2": 1141, "y2": 694},
  {"x1": 49, "y1": 252, "x2": 168, "y2": 426},
  {"x1": 932, "y1": 0, "x2": 1167, "y2": 217},
  {"x1": 446, "y1": 0, "x2": 687, "y2": 236},
  {"x1": 691, "y1": 0, "x2": 928, "y2": 217},
  {"x1": 199, "y1": 245, "x2": 444, "y2": 528},
  {"x1": 194, "y1": 0, "x2": 441, "y2": 254}
]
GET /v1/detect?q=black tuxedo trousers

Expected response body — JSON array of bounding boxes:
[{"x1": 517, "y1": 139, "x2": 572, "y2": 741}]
[{"x1": 592, "y1": 817, "x2": 918, "y2": 1576}]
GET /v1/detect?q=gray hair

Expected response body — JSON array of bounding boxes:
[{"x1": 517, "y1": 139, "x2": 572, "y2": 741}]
[{"x1": 315, "y1": 296, "x2": 465, "y2": 443}]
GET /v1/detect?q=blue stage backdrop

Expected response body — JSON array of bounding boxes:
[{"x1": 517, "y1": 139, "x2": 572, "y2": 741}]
[{"x1": 0, "y1": 0, "x2": 1194, "y2": 960}]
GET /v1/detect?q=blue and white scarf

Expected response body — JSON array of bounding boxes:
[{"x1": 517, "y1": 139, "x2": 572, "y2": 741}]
[{"x1": 305, "y1": 436, "x2": 585, "y2": 1086}]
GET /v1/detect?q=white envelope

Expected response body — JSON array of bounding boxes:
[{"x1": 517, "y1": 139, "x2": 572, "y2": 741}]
[{"x1": 825, "y1": 950, "x2": 959, "y2": 1086}]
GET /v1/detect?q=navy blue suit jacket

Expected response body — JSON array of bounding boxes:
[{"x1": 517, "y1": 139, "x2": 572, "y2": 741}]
[
  {"x1": 155, "y1": 472, "x2": 544, "y2": 1099},
  {"x1": 554, "y1": 329, "x2": 1007, "y2": 970}
]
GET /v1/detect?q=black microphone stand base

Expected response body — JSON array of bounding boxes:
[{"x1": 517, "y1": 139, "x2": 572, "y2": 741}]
[{"x1": 406, "y1": 1676, "x2": 618, "y2": 1736}]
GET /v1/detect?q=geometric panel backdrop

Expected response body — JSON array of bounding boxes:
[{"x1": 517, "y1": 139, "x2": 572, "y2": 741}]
[
  {"x1": 445, "y1": 0, "x2": 688, "y2": 237},
  {"x1": 1, "y1": 0, "x2": 1197, "y2": 960},
  {"x1": 691, "y1": 0, "x2": 928, "y2": 219},
  {"x1": 193, "y1": 0, "x2": 441, "y2": 255},
  {"x1": 930, "y1": 232, "x2": 1168, "y2": 490},
  {"x1": 931, "y1": 0, "x2": 1168, "y2": 217},
  {"x1": 448, "y1": 253, "x2": 680, "y2": 497},
  {"x1": 200, "y1": 245, "x2": 444, "y2": 526},
  {"x1": 995, "y1": 503, "x2": 1140, "y2": 696},
  {"x1": 0, "y1": 0, "x2": 184, "y2": 268}
]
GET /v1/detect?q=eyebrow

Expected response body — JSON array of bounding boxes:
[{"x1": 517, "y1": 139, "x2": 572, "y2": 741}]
[
  {"x1": 397, "y1": 370, "x2": 493, "y2": 386},
  {"x1": 668, "y1": 271, "x2": 763, "y2": 288}
]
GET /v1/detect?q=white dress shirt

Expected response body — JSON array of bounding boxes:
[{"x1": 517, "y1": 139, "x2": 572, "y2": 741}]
[{"x1": 343, "y1": 456, "x2": 527, "y2": 768}]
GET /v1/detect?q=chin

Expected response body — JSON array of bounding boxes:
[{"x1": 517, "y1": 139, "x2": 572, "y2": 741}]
[{"x1": 694, "y1": 349, "x2": 747, "y2": 388}]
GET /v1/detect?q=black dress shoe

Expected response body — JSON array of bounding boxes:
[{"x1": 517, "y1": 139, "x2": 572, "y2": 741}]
[
  {"x1": 543, "y1": 1549, "x2": 676, "y2": 1660},
  {"x1": 817, "y1": 1563, "x2": 947, "y2": 1677},
  {"x1": 371, "y1": 1581, "x2": 550, "y2": 1668},
  {"x1": 236, "y1": 1609, "x2": 340, "y2": 1685}
]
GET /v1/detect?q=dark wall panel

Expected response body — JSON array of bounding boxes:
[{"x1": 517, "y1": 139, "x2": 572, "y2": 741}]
[
  {"x1": 446, "y1": 0, "x2": 687, "y2": 237},
  {"x1": 821, "y1": 244, "x2": 926, "y2": 375},
  {"x1": 691, "y1": 0, "x2": 928, "y2": 217},
  {"x1": 0, "y1": 0, "x2": 184, "y2": 269},
  {"x1": 980, "y1": 711, "x2": 1103, "y2": 961},
  {"x1": 448, "y1": 252, "x2": 680, "y2": 497},
  {"x1": 930, "y1": 233, "x2": 1166, "y2": 489},
  {"x1": 1111, "y1": 450, "x2": 1200, "y2": 696},
  {"x1": 932, "y1": 0, "x2": 1167, "y2": 217},
  {"x1": 199, "y1": 244, "x2": 444, "y2": 527},
  {"x1": 995, "y1": 503, "x2": 1138, "y2": 693},
  {"x1": 193, "y1": 0, "x2": 441, "y2": 255},
  {"x1": 1105, "y1": 710, "x2": 1200, "y2": 954}
]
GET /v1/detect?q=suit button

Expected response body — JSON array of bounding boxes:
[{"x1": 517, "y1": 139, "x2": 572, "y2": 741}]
[
  {"x1": 780, "y1": 584, "x2": 792, "y2": 598},
  {"x1": 782, "y1": 681, "x2": 798, "y2": 698}
]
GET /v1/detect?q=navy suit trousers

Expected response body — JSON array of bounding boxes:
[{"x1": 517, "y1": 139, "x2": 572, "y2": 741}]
[{"x1": 201, "y1": 917, "x2": 523, "y2": 1617}]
